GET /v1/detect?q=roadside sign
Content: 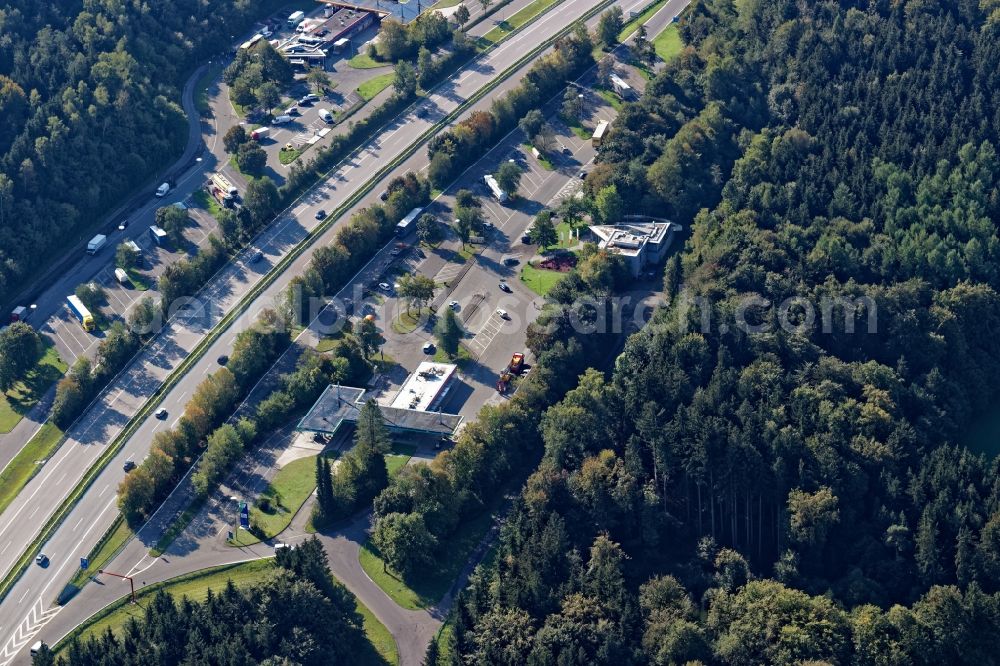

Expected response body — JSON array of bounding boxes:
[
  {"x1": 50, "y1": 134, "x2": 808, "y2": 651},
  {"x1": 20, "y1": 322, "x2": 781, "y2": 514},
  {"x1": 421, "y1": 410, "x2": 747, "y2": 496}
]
[
  {"x1": 239, "y1": 501, "x2": 249, "y2": 529},
  {"x1": 80, "y1": 557, "x2": 89, "y2": 570}
]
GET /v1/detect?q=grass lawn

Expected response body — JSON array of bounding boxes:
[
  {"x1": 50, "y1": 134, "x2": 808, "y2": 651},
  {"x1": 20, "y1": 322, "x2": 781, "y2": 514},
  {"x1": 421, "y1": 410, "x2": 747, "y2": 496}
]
[
  {"x1": 241, "y1": 451, "x2": 339, "y2": 544},
  {"x1": 596, "y1": 88, "x2": 624, "y2": 111},
  {"x1": 653, "y1": 24, "x2": 683, "y2": 62},
  {"x1": 124, "y1": 268, "x2": 151, "y2": 291},
  {"x1": 555, "y1": 221, "x2": 581, "y2": 248},
  {"x1": 433, "y1": 344, "x2": 473, "y2": 368},
  {"x1": 68, "y1": 517, "x2": 134, "y2": 590},
  {"x1": 349, "y1": 53, "x2": 387, "y2": 69},
  {"x1": 431, "y1": 0, "x2": 465, "y2": 7},
  {"x1": 56, "y1": 560, "x2": 275, "y2": 651},
  {"x1": 619, "y1": 0, "x2": 670, "y2": 42},
  {"x1": 522, "y1": 143, "x2": 554, "y2": 170},
  {"x1": 355, "y1": 597, "x2": 399, "y2": 665},
  {"x1": 57, "y1": 559, "x2": 396, "y2": 664},
  {"x1": 569, "y1": 123, "x2": 590, "y2": 140},
  {"x1": 521, "y1": 264, "x2": 566, "y2": 296},
  {"x1": 0, "y1": 422, "x2": 63, "y2": 516},
  {"x1": 358, "y1": 73, "x2": 395, "y2": 101},
  {"x1": 0, "y1": 340, "x2": 68, "y2": 433},
  {"x1": 385, "y1": 443, "x2": 417, "y2": 478},
  {"x1": 391, "y1": 307, "x2": 431, "y2": 335},
  {"x1": 359, "y1": 509, "x2": 494, "y2": 610},
  {"x1": 192, "y1": 188, "x2": 224, "y2": 219},
  {"x1": 482, "y1": 0, "x2": 560, "y2": 43},
  {"x1": 279, "y1": 147, "x2": 303, "y2": 164}
]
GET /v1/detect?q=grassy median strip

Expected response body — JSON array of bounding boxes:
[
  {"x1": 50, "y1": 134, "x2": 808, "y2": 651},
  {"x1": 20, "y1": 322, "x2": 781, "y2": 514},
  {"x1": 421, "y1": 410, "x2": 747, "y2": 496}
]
[
  {"x1": 0, "y1": 0, "x2": 612, "y2": 606},
  {"x1": 66, "y1": 516, "x2": 133, "y2": 592},
  {"x1": 0, "y1": 422, "x2": 63, "y2": 515},
  {"x1": 149, "y1": 497, "x2": 205, "y2": 557},
  {"x1": 618, "y1": 0, "x2": 670, "y2": 42},
  {"x1": 357, "y1": 73, "x2": 396, "y2": 102}
]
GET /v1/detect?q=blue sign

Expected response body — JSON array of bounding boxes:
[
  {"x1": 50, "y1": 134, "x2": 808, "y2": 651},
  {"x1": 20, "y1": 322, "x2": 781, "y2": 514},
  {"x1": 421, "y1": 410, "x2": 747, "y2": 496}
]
[
  {"x1": 239, "y1": 501, "x2": 249, "y2": 529},
  {"x1": 80, "y1": 557, "x2": 89, "y2": 570}
]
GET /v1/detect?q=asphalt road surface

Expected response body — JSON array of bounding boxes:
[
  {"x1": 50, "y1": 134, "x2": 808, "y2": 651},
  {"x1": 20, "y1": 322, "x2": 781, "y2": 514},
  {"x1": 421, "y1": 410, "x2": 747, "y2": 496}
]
[
  {"x1": 0, "y1": 0, "x2": 693, "y2": 661},
  {"x1": 0, "y1": 0, "x2": 643, "y2": 660}
]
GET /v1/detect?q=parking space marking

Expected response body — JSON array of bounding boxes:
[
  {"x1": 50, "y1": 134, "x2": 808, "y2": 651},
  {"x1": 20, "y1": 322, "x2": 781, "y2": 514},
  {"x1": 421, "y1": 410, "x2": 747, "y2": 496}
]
[
  {"x1": 468, "y1": 311, "x2": 507, "y2": 355},
  {"x1": 433, "y1": 263, "x2": 464, "y2": 285}
]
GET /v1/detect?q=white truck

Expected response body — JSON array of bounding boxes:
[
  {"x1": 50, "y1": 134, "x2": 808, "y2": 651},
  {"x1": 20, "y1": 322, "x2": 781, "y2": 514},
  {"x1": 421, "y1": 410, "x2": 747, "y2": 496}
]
[
  {"x1": 287, "y1": 10, "x2": 305, "y2": 27},
  {"x1": 251, "y1": 127, "x2": 270, "y2": 141},
  {"x1": 87, "y1": 234, "x2": 107, "y2": 255},
  {"x1": 155, "y1": 182, "x2": 170, "y2": 197},
  {"x1": 318, "y1": 108, "x2": 333, "y2": 123}
]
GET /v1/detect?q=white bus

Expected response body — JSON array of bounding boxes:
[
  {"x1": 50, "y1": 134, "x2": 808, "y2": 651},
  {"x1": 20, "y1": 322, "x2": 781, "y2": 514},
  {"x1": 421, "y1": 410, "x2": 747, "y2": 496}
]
[
  {"x1": 484, "y1": 174, "x2": 508, "y2": 203},
  {"x1": 592, "y1": 120, "x2": 609, "y2": 147},
  {"x1": 396, "y1": 207, "x2": 422, "y2": 236}
]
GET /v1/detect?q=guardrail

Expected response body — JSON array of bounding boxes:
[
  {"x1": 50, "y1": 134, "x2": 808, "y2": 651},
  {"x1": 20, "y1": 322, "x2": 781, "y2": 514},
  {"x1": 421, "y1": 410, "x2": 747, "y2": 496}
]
[{"x1": 0, "y1": 0, "x2": 616, "y2": 605}]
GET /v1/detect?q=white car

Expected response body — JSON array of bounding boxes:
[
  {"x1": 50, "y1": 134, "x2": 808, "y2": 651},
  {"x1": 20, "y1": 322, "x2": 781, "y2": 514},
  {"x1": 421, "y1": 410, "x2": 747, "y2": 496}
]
[
  {"x1": 422, "y1": 341, "x2": 435, "y2": 353},
  {"x1": 378, "y1": 282, "x2": 391, "y2": 292},
  {"x1": 449, "y1": 300, "x2": 460, "y2": 310},
  {"x1": 496, "y1": 308, "x2": 509, "y2": 320}
]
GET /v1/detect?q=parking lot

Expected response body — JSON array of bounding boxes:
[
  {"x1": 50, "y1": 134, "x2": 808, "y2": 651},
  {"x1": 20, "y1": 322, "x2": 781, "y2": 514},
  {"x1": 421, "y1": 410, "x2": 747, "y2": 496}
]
[{"x1": 43, "y1": 196, "x2": 221, "y2": 366}]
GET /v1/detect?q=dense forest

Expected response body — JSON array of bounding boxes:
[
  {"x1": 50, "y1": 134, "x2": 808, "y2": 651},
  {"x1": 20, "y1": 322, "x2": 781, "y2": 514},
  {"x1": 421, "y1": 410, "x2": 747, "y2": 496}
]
[
  {"x1": 37, "y1": 538, "x2": 373, "y2": 665},
  {"x1": 441, "y1": 0, "x2": 1000, "y2": 663},
  {"x1": 0, "y1": 0, "x2": 281, "y2": 304}
]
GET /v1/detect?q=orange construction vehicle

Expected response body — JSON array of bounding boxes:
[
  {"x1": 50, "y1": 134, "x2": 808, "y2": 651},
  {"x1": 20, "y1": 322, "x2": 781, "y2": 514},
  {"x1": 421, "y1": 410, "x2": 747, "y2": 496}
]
[{"x1": 496, "y1": 353, "x2": 526, "y2": 393}]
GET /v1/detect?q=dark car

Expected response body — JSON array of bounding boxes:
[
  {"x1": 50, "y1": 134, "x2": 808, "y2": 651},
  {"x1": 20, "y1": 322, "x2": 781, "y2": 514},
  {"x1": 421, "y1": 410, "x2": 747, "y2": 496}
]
[
  {"x1": 315, "y1": 209, "x2": 326, "y2": 220},
  {"x1": 217, "y1": 355, "x2": 229, "y2": 365},
  {"x1": 35, "y1": 554, "x2": 48, "y2": 567},
  {"x1": 155, "y1": 408, "x2": 168, "y2": 420},
  {"x1": 250, "y1": 250, "x2": 264, "y2": 263},
  {"x1": 123, "y1": 460, "x2": 136, "y2": 472},
  {"x1": 499, "y1": 282, "x2": 512, "y2": 292}
]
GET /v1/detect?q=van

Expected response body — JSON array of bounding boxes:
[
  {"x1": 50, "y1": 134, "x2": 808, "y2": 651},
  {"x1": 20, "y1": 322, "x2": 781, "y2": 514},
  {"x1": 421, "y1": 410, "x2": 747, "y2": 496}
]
[
  {"x1": 318, "y1": 109, "x2": 333, "y2": 123},
  {"x1": 155, "y1": 182, "x2": 169, "y2": 197},
  {"x1": 272, "y1": 115, "x2": 292, "y2": 124}
]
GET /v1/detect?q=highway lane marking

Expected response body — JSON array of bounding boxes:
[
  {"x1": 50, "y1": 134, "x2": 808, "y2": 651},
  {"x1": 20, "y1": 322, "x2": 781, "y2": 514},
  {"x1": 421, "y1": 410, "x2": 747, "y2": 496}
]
[
  {"x1": 15, "y1": 590, "x2": 27, "y2": 605},
  {"x1": 0, "y1": 0, "x2": 598, "y2": 596},
  {"x1": 72, "y1": 517, "x2": 84, "y2": 532},
  {"x1": 0, "y1": 544, "x2": 7, "y2": 556},
  {"x1": 98, "y1": 483, "x2": 110, "y2": 498},
  {"x1": 26, "y1": 507, "x2": 37, "y2": 520}
]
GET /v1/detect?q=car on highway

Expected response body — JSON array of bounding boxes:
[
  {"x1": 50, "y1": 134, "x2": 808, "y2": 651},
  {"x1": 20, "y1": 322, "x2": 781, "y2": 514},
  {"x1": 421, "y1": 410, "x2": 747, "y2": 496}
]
[
  {"x1": 449, "y1": 300, "x2": 460, "y2": 310},
  {"x1": 390, "y1": 247, "x2": 403, "y2": 256},
  {"x1": 422, "y1": 341, "x2": 435, "y2": 354},
  {"x1": 118, "y1": 219, "x2": 129, "y2": 231},
  {"x1": 250, "y1": 250, "x2": 264, "y2": 263},
  {"x1": 155, "y1": 408, "x2": 168, "y2": 420},
  {"x1": 35, "y1": 554, "x2": 48, "y2": 567},
  {"x1": 123, "y1": 459, "x2": 136, "y2": 472},
  {"x1": 379, "y1": 189, "x2": 389, "y2": 201},
  {"x1": 217, "y1": 355, "x2": 229, "y2": 365},
  {"x1": 496, "y1": 308, "x2": 510, "y2": 320},
  {"x1": 315, "y1": 210, "x2": 326, "y2": 220},
  {"x1": 499, "y1": 281, "x2": 511, "y2": 292}
]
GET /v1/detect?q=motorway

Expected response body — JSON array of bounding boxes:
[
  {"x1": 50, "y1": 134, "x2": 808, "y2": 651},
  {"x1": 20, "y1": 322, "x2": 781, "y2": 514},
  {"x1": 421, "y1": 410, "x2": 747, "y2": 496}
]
[
  {"x1": 0, "y1": 0, "x2": 653, "y2": 661},
  {"x1": 0, "y1": 0, "x2": 691, "y2": 661}
]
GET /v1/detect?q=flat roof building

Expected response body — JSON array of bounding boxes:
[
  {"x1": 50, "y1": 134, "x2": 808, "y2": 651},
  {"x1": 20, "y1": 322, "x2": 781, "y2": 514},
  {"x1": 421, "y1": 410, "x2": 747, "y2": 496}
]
[
  {"x1": 298, "y1": 384, "x2": 462, "y2": 437},
  {"x1": 590, "y1": 220, "x2": 678, "y2": 277},
  {"x1": 390, "y1": 362, "x2": 457, "y2": 412}
]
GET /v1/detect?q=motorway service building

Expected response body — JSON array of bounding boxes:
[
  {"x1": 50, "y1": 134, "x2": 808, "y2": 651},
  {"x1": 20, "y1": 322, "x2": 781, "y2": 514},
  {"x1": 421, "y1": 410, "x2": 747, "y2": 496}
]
[
  {"x1": 297, "y1": 363, "x2": 462, "y2": 438},
  {"x1": 589, "y1": 221, "x2": 678, "y2": 277}
]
